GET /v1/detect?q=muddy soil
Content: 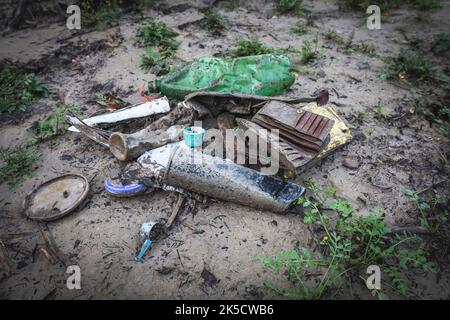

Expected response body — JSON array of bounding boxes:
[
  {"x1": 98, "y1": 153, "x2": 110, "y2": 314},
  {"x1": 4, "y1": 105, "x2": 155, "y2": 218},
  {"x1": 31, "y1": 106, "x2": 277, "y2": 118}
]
[{"x1": 0, "y1": 0, "x2": 449, "y2": 299}]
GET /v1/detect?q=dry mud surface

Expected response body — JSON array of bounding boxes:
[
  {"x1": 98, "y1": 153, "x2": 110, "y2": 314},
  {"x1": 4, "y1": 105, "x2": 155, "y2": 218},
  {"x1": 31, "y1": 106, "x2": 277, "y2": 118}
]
[{"x1": 0, "y1": 0, "x2": 449, "y2": 299}]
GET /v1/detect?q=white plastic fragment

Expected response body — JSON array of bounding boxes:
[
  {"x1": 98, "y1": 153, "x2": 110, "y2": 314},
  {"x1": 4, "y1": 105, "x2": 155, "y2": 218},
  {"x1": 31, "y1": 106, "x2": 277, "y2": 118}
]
[{"x1": 68, "y1": 97, "x2": 171, "y2": 132}]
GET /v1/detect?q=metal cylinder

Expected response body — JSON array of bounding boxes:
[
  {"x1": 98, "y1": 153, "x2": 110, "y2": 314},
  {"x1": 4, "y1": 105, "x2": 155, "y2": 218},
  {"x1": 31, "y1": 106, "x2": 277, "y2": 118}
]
[
  {"x1": 138, "y1": 143, "x2": 304, "y2": 213},
  {"x1": 109, "y1": 125, "x2": 184, "y2": 161}
]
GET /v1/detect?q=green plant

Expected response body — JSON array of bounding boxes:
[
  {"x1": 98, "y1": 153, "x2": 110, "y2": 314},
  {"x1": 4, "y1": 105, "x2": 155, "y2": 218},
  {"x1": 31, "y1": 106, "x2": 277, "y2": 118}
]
[
  {"x1": 274, "y1": 0, "x2": 305, "y2": 15},
  {"x1": 81, "y1": 0, "x2": 150, "y2": 29},
  {"x1": 0, "y1": 140, "x2": 40, "y2": 187},
  {"x1": 139, "y1": 46, "x2": 175, "y2": 75},
  {"x1": 136, "y1": 20, "x2": 179, "y2": 74},
  {"x1": 324, "y1": 29, "x2": 374, "y2": 56},
  {"x1": 95, "y1": 92, "x2": 126, "y2": 109},
  {"x1": 291, "y1": 21, "x2": 309, "y2": 36},
  {"x1": 136, "y1": 20, "x2": 178, "y2": 48},
  {"x1": 409, "y1": 0, "x2": 441, "y2": 11},
  {"x1": 432, "y1": 33, "x2": 450, "y2": 56},
  {"x1": 80, "y1": 0, "x2": 120, "y2": 29},
  {"x1": 373, "y1": 101, "x2": 389, "y2": 121},
  {"x1": 231, "y1": 37, "x2": 273, "y2": 57},
  {"x1": 0, "y1": 65, "x2": 50, "y2": 114},
  {"x1": 29, "y1": 104, "x2": 80, "y2": 141},
  {"x1": 348, "y1": 110, "x2": 366, "y2": 126},
  {"x1": 140, "y1": 47, "x2": 160, "y2": 71},
  {"x1": 379, "y1": 48, "x2": 433, "y2": 81},
  {"x1": 203, "y1": 9, "x2": 227, "y2": 32},
  {"x1": 324, "y1": 28, "x2": 345, "y2": 46},
  {"x1": 299, "y1": 40, "x2": 317, "y2": 63},
  {"x1": 257, "y1": 181, "x2": 436, "y2": 299}
]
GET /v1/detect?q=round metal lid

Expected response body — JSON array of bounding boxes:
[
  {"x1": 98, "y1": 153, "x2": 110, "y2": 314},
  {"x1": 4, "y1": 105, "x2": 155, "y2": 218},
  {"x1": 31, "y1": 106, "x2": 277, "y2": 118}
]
[{"x1": 23, "y1": 174, "x2": 90, "y2": 222}]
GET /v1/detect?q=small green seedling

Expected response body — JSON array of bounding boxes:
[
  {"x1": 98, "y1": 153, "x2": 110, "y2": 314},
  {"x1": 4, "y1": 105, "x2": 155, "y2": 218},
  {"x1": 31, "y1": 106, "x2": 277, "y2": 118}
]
[
  {"x1": 203, "y1": 9, "x2": 228, "y2": 32},
  {"x1": 30, "y1": 103, "x2": 80, "y2": 141},
  {"x1": 0, "y1": 65, "x2": 50, "y2": 114},
  {"x1": 274, "y1": 0, "x2": 305, "y2": 16},
  {"x1": 231, "y1": 37, "x2": 273, "y2": 57},
  {"x1": 0, "y1": 140, "x2": 40, "y2": 187},
  {"x1": 291, "y1": 21, "x2": 309, "y2": 36}
]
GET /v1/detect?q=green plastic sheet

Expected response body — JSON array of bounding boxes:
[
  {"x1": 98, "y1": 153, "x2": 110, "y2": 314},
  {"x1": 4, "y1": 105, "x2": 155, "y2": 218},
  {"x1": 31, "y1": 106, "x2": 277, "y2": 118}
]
[{"x1": 149, "y1": 54, "x2": 296, "y2": 100}]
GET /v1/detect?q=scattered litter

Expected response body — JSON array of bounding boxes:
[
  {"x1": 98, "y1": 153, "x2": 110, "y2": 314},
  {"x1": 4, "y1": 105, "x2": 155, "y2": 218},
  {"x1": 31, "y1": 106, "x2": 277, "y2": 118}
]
[
  {"x1": 138, "y1": 142, "x2": 305, "y2": 213},
  {"x1": 23, "y1": 174, "x2": 90, "y2": 222},
  {"x1": 252, "y1": 100, "x2": 334, "y2": 152},
  {"x1": 121, "y1": 83, "x2": 160, "y2": 105},
  {"x1": 68, "y1": 97, "x2": 170, "y2": 132},
  {"x1": 65, "y1": 112, "x2": 111, "y2": 147},
  {"x1": 136, "y1": 220, "x2": 164, "y2": 262},
  {"x1": 136, "y1": 239, "x2": 152, "y2": 263},
  {"x1": 95, "y1": 92, "x2": 126, "y2": 110},
  {"x1": 183, "y1": 126, "x2": 205, "y2": 148},
  {"x1": 182, "y1": 90, "x2": 329, "y2": 117},
  {"x1": 104, "y1": 179, "x2": 147, "y2": 197},
  {"x1": 109, "y1": 124, "x2": 184, "y2": 161}
]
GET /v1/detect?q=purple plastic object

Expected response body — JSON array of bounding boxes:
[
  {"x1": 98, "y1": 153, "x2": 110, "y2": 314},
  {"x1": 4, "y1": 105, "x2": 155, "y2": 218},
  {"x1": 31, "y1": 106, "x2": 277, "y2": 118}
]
[{"x1": 104, "y1": 179, "x2": 146, "y2": 197}]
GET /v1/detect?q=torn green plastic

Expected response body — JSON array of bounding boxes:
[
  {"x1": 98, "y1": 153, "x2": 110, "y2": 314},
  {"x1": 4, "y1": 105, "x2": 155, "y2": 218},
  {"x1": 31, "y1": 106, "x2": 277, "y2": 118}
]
[{"x1": 148, "y1": 54, "x2": 296, "y2": 100}]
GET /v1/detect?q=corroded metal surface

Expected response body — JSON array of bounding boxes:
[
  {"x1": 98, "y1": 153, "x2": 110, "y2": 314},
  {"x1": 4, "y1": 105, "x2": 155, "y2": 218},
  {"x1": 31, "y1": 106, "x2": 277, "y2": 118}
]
[{"x1": 23, "y1": 174, "x2": 90, "y2": 222}]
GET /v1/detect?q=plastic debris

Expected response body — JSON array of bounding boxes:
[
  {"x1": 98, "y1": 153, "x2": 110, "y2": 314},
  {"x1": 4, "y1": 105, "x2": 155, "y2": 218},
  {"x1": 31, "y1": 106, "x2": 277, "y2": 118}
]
[
  {"x1": 148, "y1": 54, "x2": 297, "y2": 99},
  {"x1": 68, "y1": 97, "x2": 170, "y2": 132},
  {"x1": 183, "y1": 126, "x2": 205, "y2": 148},
  {"x1": 104, "y1": 179, "x2": 147, "y2": 197},
  {"x1": 136, "y1": 220, "x2": 164, "y2": 262}
]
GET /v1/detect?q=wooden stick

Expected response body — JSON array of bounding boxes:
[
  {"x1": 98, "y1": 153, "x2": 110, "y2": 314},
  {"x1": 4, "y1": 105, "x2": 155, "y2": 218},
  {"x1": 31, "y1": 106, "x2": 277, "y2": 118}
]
[
  {"x1": 38, "y1": 223, "x2": 67, "y2": 267},
  {"x1": 166, "y1": 194, "x2": 185, "y2": 229}
]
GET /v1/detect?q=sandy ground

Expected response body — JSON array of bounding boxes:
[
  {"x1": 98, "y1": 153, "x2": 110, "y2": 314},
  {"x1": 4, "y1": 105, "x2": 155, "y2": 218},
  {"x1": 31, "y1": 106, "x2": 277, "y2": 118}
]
[{"x1": 0, "y1": 0, "x2": 449, "y2": 299}]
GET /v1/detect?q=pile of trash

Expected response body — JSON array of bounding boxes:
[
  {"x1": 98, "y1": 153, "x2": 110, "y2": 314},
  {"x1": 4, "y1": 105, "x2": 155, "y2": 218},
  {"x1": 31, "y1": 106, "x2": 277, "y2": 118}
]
[{"x1": 24, "y1": 53, "x2": 352, "y2": 263}]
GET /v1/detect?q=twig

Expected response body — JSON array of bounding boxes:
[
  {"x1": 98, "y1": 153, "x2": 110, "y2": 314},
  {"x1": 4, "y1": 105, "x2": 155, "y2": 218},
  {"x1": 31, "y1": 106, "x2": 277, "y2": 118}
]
[
  {"x1": 38, "y1": 223, "x2": 67, "y2": 267},
  {"x1": 166, "y1": 193, "x2": 185, "y2": 229}
]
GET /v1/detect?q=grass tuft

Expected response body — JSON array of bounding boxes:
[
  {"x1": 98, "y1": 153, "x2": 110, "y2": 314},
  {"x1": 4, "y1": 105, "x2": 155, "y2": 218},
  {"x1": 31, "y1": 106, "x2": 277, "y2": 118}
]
[
  {"x1": 0, "y1": 140, "x2": 40, "y2": 187},
  {"x1": 231, "y1": 37, "x2": 273, "y2": 57},
  {"x1": 202, "y1": 9, "x2": 228, "y2": 33},
  {"x1": 136, "y1": 20, "x2": 178, "y2": 48},
  {"x1": 379, "y1": 48, "x2": 433, "y2": 81},
  {"x1": 274, "y1": 0, "x2": 305, "y2": 16},
  {"x1": 29, "y1": 104, "x2": 80, "y2": 141},
  {"x1": 0, "y1": 65, "x2": 49, "y2": 114}
]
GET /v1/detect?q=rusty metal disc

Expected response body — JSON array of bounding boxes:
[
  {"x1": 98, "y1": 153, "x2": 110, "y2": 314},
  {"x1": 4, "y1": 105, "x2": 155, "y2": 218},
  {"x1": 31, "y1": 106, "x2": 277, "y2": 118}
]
[{"x1": 23, "y1": 174, "x2": 89, "y2": 222}]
